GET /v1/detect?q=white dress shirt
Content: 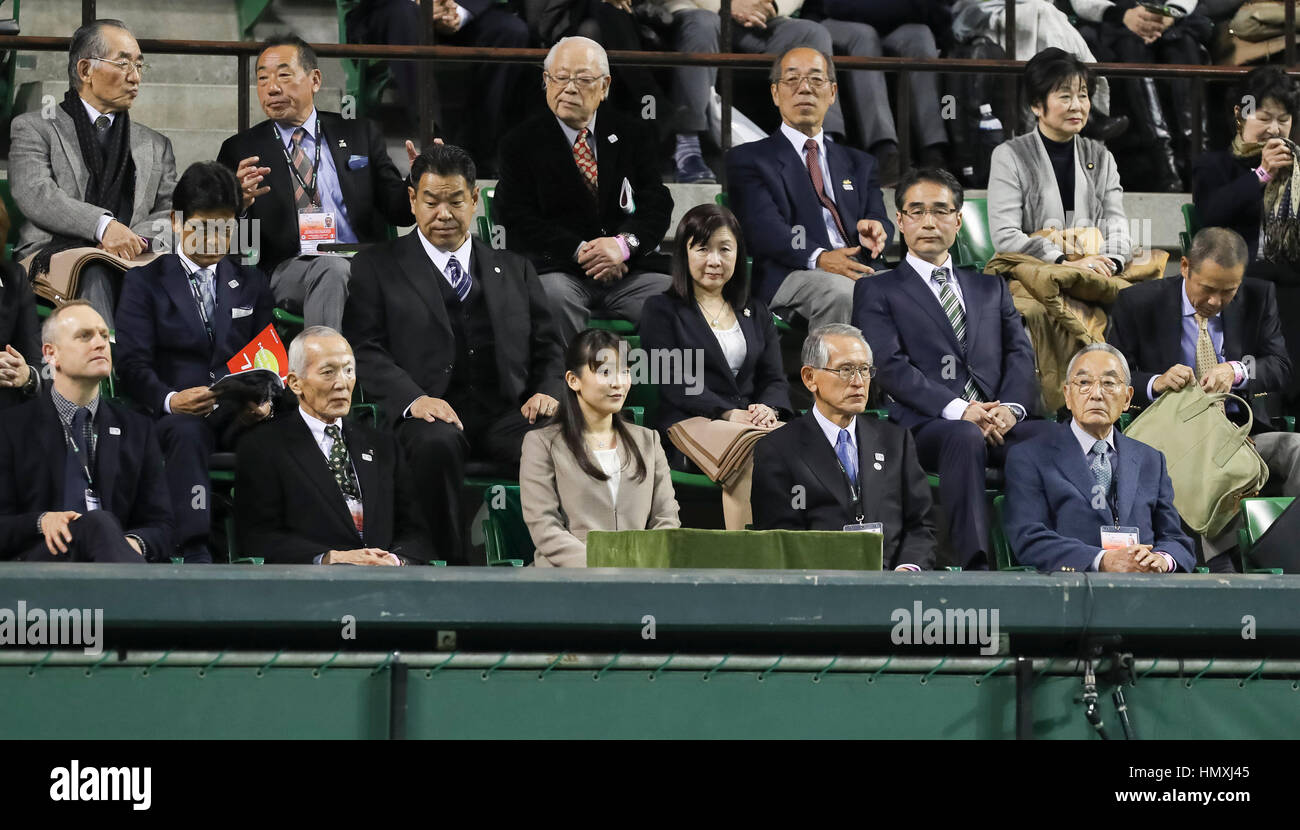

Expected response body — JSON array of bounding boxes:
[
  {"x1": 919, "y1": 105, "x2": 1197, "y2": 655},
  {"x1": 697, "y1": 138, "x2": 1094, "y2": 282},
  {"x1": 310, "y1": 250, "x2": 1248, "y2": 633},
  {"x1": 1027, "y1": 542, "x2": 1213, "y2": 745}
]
[
  {"x1": 593, "y1": 447, "x2": 622, "y2": 505},
  {"x1": 781, "y1": 122, "x2": 847, "y2": 266},
  {"x1": 712, "y1": 322, "x2": 747, "y2": 377}
]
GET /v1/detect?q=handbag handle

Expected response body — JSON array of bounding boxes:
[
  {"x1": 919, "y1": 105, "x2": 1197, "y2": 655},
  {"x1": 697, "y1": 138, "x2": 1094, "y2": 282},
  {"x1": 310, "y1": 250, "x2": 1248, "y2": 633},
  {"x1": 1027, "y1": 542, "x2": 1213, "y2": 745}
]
[{"x1": 1173, "y1": 387, "x2": 1254, "y2": 468}]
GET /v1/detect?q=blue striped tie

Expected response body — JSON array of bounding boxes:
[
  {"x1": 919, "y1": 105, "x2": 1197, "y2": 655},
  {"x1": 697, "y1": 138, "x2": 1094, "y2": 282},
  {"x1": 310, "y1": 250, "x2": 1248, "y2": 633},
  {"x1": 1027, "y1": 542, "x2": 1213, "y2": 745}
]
[{"x1": 445, "y1": 256, "x2": 471, "y2": 303}]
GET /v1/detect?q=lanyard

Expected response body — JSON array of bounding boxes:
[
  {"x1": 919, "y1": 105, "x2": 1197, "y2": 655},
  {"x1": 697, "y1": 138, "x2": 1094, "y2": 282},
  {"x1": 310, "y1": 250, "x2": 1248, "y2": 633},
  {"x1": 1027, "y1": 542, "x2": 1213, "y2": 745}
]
[
  {"x1": 180, "y1": 260, "x2": 215, "y2": 343},
  {"x1": 833, "y1": 457, "x2": 864, "y2": 524},
  {"x1": 61, "y1": 419, "x2": 95, "y2": 489},
  {"x1": 277, "y1": 119, "x2": 322, "y2": 204}
]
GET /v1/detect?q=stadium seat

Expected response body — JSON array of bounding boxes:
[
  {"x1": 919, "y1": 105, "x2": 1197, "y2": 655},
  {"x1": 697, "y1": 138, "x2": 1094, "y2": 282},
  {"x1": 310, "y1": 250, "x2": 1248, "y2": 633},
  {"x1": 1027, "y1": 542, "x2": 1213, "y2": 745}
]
[
  {"x1": 1180, "y1": 203, "x2": 1201, "y2": 257},
  {"x1": 1237, "y1": 496, "x2": 1292, "y2": 574},
  {"x1": 482, "y1": 484, "x2": 532, "y2": 566},
  {"x1": 1, "y1": 177, "x2": 24, "y2": 261},
  {"x1": 990, "y1": 494, "x2": 1034, "y2": 571},
  {"x1": 953, "y1": 197, "x2": 994, "y2": 272},
  {"x1": 271, "y1": 307, "x2": 305, "y2": 344},
  {"x1": 336, "y1": 0, "x2": 393, "y2": 119}
]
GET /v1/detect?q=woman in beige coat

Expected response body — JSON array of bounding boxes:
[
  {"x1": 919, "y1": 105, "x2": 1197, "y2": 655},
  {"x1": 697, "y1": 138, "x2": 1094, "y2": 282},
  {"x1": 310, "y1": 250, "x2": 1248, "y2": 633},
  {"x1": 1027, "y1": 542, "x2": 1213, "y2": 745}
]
[{"x1": 521, "y1": 329, "x2": 680, "y2": 567}]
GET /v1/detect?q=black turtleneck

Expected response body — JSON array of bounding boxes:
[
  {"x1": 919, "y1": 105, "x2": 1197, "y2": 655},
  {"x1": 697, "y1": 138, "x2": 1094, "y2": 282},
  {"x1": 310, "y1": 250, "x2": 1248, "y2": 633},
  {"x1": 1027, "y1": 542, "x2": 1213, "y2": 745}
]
[{"x1": 1038, "y1": 129, "x2": 1076, "y2": 212}]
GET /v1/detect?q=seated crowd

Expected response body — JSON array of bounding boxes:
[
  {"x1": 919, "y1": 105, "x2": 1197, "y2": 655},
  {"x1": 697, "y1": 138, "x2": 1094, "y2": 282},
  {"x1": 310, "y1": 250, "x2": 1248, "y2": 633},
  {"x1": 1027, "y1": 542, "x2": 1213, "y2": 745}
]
[{"x1": 2, "y1": 19, "x2": 1298, "y2": 574}]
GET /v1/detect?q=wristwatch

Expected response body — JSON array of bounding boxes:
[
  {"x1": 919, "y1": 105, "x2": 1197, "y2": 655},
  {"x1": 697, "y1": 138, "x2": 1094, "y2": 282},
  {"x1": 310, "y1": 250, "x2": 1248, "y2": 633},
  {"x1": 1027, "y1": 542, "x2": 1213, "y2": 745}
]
[{"x1": 618, "y1": 232, "x2": 640, "y2": 254}]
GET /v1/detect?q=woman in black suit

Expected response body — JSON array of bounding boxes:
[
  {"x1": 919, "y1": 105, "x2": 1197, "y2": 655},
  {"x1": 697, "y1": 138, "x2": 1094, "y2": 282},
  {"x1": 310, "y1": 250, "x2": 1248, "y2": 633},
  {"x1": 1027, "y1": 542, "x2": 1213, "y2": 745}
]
[
  {"x1": 0, "y1": 201, "x2": 42, "y2": 411},
  {"x1": 641, "y1": 203, "x2": 791, "y2": 529}
]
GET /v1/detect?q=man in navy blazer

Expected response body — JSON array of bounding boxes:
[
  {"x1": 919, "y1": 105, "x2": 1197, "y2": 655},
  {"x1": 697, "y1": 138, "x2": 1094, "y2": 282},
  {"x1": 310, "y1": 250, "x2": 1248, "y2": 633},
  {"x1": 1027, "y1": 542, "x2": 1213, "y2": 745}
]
[
  {"x1": 853, "y1": 167, "x2": 1051, "y2": 568},
  {"x1": 726, "y1": 47, "x2": 892, "y2": 331},
  {"x1": 115, "y1": 162, "x2": 275, "y2": 562},
  {"x1": 0, "y1": 302, "x2": 171, "y2": 562},
  {"x1": 1005, "y1": 344, "x2": 1194, "y2": 573}
]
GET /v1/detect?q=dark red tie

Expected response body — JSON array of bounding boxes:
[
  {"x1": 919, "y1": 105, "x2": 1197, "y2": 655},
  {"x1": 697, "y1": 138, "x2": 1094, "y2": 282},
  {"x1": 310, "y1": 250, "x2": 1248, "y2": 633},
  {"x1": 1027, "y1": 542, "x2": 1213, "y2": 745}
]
[{"x1": 804, "y1": 138, "x2": 849, "y2": 246}]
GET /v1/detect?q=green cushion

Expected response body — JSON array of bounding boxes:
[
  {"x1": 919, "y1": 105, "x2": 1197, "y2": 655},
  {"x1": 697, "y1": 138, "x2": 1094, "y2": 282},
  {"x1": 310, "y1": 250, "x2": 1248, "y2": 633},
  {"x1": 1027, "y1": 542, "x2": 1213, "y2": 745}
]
[{"x1": 587, "y1": 528, "x2": 883, "y2": 569}]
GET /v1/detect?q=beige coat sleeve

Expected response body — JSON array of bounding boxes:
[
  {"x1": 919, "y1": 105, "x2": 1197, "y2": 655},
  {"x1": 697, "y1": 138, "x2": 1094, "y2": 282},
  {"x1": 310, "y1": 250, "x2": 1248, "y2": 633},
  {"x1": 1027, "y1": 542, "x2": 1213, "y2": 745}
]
[{"x1": 520, "y1": 429, "x2": 589, "y2": 568}]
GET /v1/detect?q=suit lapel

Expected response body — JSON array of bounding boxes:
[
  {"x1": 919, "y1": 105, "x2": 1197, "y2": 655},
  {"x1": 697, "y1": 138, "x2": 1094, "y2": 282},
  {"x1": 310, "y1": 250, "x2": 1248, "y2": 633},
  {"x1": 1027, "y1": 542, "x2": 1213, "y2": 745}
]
[
  {"x1": 474, "y1": 239, "x2": 511, "y2": 346},
  {"x1": 38, "y1": 395, "x2": 67, "y2": 495},
  {"x1": 684, "y1": 299, "x2": 740, "y2": 396},
  {"x1": 895, "y1": 261, "x2": 963, "y2": 353},
  {"x1": 258, "y1": 121, "x2": 299, "y2": 233},
  {"x1": 92, "y1": 402, "x2": 122, "y2": 510},
  {"x1": 128, "y1": 120, "x2": 152, "y2": 224},
  {"x1": 319, "y1": 114, "x2": 359, "y2": 212},
  {"x1": 1113, "y1": 432, "x2": 1142, "y2": 526},
  {"x1": 394, "y1": 232, "x2": 453, "y2": 334},
  {"x1": 1051, "y1": 423, "x2": 1110, "y2": 520},
  {"x1": 1160, "y1": 279, "x2": 1187, "y2": 369},
  {"x1": 773, "y1": 136, "x2": 832, "y2": 250},
  {"x1": 825, "y1": 142, "x2": 859, "y2": 243},
  {"x1": 52, "y1": 112, "x2": 89, "y2": 199},
  {"x1": 1221, "y1": 292, "x2": 1245, "y2": 363},
  {"x1": 210, "y1": 258, "x2": 236, "y2": 355},
  {"x1": 285, "y1": 415, "x2": 360, "y2": 542},
  {"x1": 595, "y1": 117, "x2": 621, "y2": 217},
  {"x1": 954, "y1": 266, "x2": 982, "y2": 356},
  {"x1": 162, "y1": 255, "x2": 208, "y2": 343},
  {"x1": 853, "y1": 416, "x2": 881, "y2": 524},
  {"x1": 548, "y1": 117, "x2": 596, "y2": 210},
  {"x1": 344, "y1": 420, "x2": 382, "y2": 539},
  {"x1": 795, "y1": 414, "x2": 852, "y2": 514}
]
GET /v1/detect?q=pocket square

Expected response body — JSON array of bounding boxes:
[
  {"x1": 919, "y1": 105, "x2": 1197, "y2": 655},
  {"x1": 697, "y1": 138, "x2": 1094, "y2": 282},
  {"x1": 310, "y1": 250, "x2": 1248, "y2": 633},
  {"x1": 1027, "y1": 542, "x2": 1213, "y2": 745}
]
[
  {"x1": 232, "y1": 306, "x2": 253, "y2": 318},
  {"x1": 347, "y1": 155, "x2": 369, "y2": 170}
]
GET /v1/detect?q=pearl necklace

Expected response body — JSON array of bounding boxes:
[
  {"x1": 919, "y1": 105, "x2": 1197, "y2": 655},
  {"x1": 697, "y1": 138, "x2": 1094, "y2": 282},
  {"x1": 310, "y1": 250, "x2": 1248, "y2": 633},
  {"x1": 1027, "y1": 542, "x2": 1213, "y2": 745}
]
[{"x1": 697, "y1": 296, "x2": 730, "y2": 329}]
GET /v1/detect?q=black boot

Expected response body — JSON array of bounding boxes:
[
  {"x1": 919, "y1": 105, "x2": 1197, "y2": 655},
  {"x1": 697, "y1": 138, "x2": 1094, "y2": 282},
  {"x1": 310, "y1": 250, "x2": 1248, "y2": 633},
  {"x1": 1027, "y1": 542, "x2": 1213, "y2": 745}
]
[
  {"x1": 1168, "y1": 76, "x2": 1206, "y2": 184},
  {"x1": 1081, "y1": 112, "x2": 1130, "y2": 142},
  {"x1": 1128, "y1": 77, "x2": 1183, "y2": 192}
]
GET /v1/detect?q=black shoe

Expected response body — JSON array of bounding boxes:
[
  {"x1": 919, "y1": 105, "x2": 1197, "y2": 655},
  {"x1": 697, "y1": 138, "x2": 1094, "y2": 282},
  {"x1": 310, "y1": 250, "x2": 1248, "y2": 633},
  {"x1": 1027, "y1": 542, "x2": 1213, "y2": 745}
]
[
  {"x1": 919, "y1": 143, "x2": 948, "y2": 171},
  {"x1": 1081, "y1": 113, "x2": 1130, "y2": 142},
  {"x1": 873, "y1": 147, "x2": 901, "y2": 188}
]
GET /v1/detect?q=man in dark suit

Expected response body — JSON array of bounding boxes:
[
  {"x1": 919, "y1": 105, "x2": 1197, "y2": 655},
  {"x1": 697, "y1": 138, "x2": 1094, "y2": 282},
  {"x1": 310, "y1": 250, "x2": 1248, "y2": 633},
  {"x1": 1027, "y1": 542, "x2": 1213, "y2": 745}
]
[
  {"x1": 725, "y1": 47, "x2": 892, "y2": 330},
  {"x1": 752, "y1": 324, "x2": 937, "y2": 570},
  {"x1": 494, "y1": 36, "x2": 672, "y2": 347},
  {"x1": 236, "y1": 327, "x2": 432, "y2": 565},
  {"x1": 0, "y1": 301, "x2": 171, "y2": 562},
  {"x1": 115, "y1": 162, "x2": 275, "y2": 563},
  {"x1": 343, "y1": 144, "x2": 564, "y2": 564},
  {"x1": 853, "y1": 166, "x2": 1052, "y2": 568},
  {"x1": 217, "y1": 34, "x2": 415, "y2": 330},
  {"x1": 1006, "y1": 344, "x2": 1195, "y2": 573}
]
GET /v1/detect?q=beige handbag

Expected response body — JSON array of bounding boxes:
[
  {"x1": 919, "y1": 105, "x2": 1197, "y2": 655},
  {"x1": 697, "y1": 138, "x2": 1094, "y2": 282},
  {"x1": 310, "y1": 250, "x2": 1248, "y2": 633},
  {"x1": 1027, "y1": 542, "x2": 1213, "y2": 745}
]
[
  {"x1": 1231, "y1": 2, "x2": 1287, "y2": 42},
  {"x1": 1124, "y1": 384, "x2": 1269, "y2": 537}
]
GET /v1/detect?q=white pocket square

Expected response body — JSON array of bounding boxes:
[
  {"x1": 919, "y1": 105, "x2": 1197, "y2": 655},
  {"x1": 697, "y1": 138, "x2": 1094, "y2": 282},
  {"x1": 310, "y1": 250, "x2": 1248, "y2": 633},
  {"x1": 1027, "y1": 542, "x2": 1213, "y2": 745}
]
[{"x1": 232, "y1": 307, "x2": 253, "y2": 318}]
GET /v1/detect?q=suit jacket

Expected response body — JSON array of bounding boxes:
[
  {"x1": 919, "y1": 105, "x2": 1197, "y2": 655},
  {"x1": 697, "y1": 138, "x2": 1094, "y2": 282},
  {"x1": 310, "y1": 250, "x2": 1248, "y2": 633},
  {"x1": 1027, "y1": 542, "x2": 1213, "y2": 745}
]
[
  {"x1": 0, "y1": 262, "x2": 41, "y2": 411},
  {"x1": 750, "y1": 410, "x2": 938, "y2": 570},
  {"x1": 520, "y1": 422, "x2": 680, "y2": 567},
  {"x1": 116, "y1": 254, "x2": 274, "y2": 416},
  {"x1": 1105, "y1": 275, "x2": 1290, "y2": 431},
  {"x1": 494, "y1": 109, "x2": 673, "y2": 276},
  {"x1": 343, "y1": 233, "x2": 564, "y2": 429},
  {"x1": 1192, "y1": 149, "x2": 1263, "y2": 262},
  {"x1": 9, "y1": 107, "x2": 178, "y2": 260},
  {"x1": 0, "y1": 392, "x2": 173, "y2": 559},
  {"x1": 638, "y1": 292, "x2": 791, "y2": 431},
  {"x1": 853, "y1": 258, "x2": 1040, "y2": 428},
  {"x1": 1004, "y1": 422, "x2": 1195, "y2": 573},
  {"x1": 216, "y1": 111, "x2": 413, "y2": 274},
  {"x1": 725, "y1": 130, "x2": 893, "y2": 303},
  {"x1": 234, "y1": 411, "x2": 432, "y2": 564}
]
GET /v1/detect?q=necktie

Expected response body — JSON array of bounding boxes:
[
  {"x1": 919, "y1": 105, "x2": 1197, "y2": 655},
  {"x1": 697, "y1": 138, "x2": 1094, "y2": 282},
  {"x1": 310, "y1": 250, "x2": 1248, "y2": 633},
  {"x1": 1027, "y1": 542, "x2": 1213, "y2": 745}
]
[
  {"x1": 94, "y1": 115, "x2": 111, "y2": 149},
  {"x1": 572, "y1": 128, "x2": 598, "y2": 196},
  {"x1": 196, "y1": 267, "x2": 216, "y2": 321},
  {"x1": 803, "y1": 138, "x2": 849, "y2": 247},
  {"x1": 933, "y1": 268, "x2": 983, "y2": 402},
  {"x1": 324, "y1": 425, "x2": 361, "y2": 501},
  {"x1": 290, "y1": 127, "x2": 316, "y2": 210},
  {"x1": 62, "y1": 408, "x2": 93, "y2": 510},
  {"x1": 444, "y1": 256, "x2": 471, "y2": 303},
  {"x1": 835, "y1": 428, "x2": 859, "y2": 489},
  {"x1": 1194, "y1": 314, "x2": 1226, "y2": 412},
  {"x1": 1089, "y1": 439, "x2": 1113, "y2": 506}
]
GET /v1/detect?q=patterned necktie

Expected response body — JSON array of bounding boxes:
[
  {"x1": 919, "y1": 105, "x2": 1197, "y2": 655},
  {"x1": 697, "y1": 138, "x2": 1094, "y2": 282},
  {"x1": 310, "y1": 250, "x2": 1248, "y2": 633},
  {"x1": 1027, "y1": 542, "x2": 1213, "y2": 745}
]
[
  {"x1": 933, "y1": 268, "x2": 983, "y2": 402},
  {"x1": 196, "y1": 267, "x2": 216, "y2": 321},
  {"x1": 290, "y1": 127, "x2": 316, "y2": 209},
  {"x1": 444, "y1": 256, "x2": 471, "y2": 303},
  {"x1": 835, "y1": 428, "x2": 859, "y2": 489},
  {"x1": 1194, "y1": 314, "x2": 1226, "y2": 412},
  {"x1": 572, "y1": 128, "x2": 598, "y2": 196},
  {"x1": 1089, "y1": 439, "x2": 1113, "y2": 505},
  {"x1": 803, "y1": 138, "x2": 850, "y2": 247},
  {"x1": 94, "y1": 115, "x2": 111, "y2": 149},
  {"x1": 324, "y1": 424, "x2": 360, "y2": 501}
]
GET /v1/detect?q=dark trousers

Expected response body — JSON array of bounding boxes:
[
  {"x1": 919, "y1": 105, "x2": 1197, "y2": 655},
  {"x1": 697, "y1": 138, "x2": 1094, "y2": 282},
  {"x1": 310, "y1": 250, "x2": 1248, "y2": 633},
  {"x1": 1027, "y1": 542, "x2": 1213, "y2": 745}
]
[
  {"x1": 395, "y1": 401, "x2": 551, "y2": 564},
  {"x1": 912, "y1": 417, "x2": 1057, "y2": 569},
  {"x1": 19, "y1": 510, "x2": 145, "y2": 563},
  {"x1": 156, "y1": 413, "x2": 218, "y2": 564}
]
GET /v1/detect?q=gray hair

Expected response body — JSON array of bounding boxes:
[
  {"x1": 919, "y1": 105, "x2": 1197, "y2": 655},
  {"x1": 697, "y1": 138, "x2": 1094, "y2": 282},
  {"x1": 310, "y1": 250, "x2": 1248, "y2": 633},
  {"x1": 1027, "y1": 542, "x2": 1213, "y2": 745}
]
[
  {"x1": 1187, "y1": 226, "x2": 1249, "y2": 273},
  {"x1": 769, "y1": 47, "x2": 837, "y2": 84},
  {"x1": 41, "y1": 300, "x2": 97, "y2": 346},
  {"x1": 802, "y1": 323, "x2": 872, "y2": 368},
  {"x1": 69, "y1": 19, "x2": 133, "y2": 90},
  {"x1": 1066, "y1": 343, "x2": 1131, "y2": 386},
  {"x1": 288, "y1": 325, "x2": 348, "y2": 376},
  {"x1": 544, "y1": 36, "x2": 610, "y2": 77}
]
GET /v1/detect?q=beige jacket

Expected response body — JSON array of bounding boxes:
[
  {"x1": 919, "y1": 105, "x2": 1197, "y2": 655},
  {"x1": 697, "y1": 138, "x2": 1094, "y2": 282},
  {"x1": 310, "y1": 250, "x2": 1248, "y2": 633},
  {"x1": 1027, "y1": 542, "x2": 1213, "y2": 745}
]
[
  {"x1": 521, "y1": 422, "x2": 680, "y2": 567},
  {"x1": 653, "y1": 0, "x2": 804, "y2": 20}
]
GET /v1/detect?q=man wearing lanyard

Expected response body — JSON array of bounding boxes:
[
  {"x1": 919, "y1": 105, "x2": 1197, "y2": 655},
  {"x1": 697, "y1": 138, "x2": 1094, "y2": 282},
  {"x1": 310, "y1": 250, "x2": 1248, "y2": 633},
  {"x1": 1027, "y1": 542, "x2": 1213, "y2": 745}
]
[
  {"x1": 218, "y1": 35, "x2": 415, "y2": 330},
  {"x1": 751, "y1": 324, "x2": 937, "y2": 571},
  {"x1": 0, "y1": 301, "x2": 172, "y2": 562},
  {"x1": 115, "y1": 162, "x2": 275, "y2": 563}
]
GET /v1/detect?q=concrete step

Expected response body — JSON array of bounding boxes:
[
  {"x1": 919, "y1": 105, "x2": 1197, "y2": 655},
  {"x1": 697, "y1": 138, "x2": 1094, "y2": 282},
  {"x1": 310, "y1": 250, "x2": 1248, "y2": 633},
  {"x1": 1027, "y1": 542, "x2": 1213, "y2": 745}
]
[{"x1": 15, "y1": 0, "x2": 239, "y2": 39}]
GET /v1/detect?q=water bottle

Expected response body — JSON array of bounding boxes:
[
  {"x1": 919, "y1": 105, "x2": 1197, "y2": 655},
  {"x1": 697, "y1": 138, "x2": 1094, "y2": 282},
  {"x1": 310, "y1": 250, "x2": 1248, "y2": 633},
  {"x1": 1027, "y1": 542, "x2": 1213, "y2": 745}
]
[{"x1": 976, "y1": 104, "x2": 1004, "y2": 186}]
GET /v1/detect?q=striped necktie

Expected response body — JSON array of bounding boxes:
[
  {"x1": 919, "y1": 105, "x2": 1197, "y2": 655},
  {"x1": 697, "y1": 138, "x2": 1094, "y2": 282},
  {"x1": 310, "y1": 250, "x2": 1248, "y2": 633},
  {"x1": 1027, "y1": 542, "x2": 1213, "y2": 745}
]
[
  {"x1": 933, "y1": 268, "x2": 983, "y2": 402},
  {"x1": 444, "y1": 256, "x2": 471, "y2": 303},
  {"x1": 291, "y1": 127, "x2": 316, "y2": 209}
]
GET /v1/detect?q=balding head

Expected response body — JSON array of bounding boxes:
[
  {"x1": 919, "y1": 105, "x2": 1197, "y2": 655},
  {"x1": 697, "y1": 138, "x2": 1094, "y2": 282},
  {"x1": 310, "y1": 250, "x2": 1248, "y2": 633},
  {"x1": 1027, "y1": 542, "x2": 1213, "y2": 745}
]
[{"x1": 543, "y1": 37, "x2": 611, "y2": 129}]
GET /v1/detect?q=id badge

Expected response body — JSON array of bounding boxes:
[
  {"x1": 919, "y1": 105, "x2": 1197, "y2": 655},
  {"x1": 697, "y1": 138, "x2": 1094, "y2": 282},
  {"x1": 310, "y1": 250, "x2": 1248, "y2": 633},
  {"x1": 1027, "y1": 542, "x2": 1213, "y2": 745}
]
[
  {"x1": 84, "y1": 488, "x2": 102, "y2": 512},
  {"x1": 347, "y1": 496, "x2": 364, "y2": 538},
  {"x1": 844, "y1": 522, "x2": 883, "y2": 535},
  {"x1": 1100, "y1": 525, "x2": 1140, "y2": 550},
  {"x1": 298, "y1": 208, "x2": 338, "y2": 255}
]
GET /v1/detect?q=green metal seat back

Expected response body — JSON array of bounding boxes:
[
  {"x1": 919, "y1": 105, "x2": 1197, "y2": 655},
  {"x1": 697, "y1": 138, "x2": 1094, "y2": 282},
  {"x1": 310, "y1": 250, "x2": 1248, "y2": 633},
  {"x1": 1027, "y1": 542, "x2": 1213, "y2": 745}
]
[
  {"x1": 483, "y1": 484, "x2": 534, "y2": 566},
  {"x1": 991, "y1": 494, "x2": 1017, "y2": 571},
  {"x1": 954, "y1": 197, "x2": 994, "y2": 271},
  {"x1": 1239, "y1": 496, "x2": 1293, "y2": 565}
]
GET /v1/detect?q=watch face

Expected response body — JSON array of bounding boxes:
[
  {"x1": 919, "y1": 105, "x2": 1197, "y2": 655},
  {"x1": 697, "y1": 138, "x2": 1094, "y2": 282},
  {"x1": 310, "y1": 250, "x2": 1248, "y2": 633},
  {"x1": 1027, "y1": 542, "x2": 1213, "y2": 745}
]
[{"x1": 626, "y1": 234, "x2": 639, "y2": 247}]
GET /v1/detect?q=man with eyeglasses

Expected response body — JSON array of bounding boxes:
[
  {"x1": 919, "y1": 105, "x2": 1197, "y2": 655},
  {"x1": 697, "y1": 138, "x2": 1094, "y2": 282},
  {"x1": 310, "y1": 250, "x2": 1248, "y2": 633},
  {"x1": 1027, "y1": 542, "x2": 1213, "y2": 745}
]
[
  {"x1": 751, "y1": 324, "x2": 937, "y2": 570},
  {"x1": 1107, "y1": 226, "x2": 1300, "y2": 571},
  {"x1": 495, "y1": 36, "x2": 673, "y2": 347},
  {"x1": 726, "y1": 47, "x2": 892, "y2": 332},
  {"x1": 854, "y1": 166, "x2": 1053, "y2": 570},
  {"x1": 1004, "y1": 343, "x2": 1194, "y2": 573},
  {"x1": 10, "y1": 19, "x2": 177, "y2": 329}
]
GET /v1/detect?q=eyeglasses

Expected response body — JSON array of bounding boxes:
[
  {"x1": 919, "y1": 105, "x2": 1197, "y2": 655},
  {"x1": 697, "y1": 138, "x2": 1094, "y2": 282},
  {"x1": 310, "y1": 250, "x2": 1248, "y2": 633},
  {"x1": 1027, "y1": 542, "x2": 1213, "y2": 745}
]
[
  {"x1": 900, "y1": 206, "x2": 958, "y2": 220},
  {"x1": 1070, "y1": 378, "x2": 1126, "y2": 396},
  {"x1": 544, "y1": 72, "x2": 606, "y2": 90},
  {"x1": 815, "y1": 364, "x2": 876, "y2": 382},
  {"x1": 91, "y1": 57, "x2": 149, "y2": 77},
  {"x1": 777, "y1": 74, "x2": 831, "y2": 91}
]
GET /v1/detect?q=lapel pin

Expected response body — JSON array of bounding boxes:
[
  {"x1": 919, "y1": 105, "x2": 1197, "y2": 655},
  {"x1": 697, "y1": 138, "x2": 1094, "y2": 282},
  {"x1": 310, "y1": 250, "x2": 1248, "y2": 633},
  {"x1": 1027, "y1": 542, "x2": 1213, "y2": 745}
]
[
  {"x1": 338, "y1": 139, "x2": 347, "y2": 149},
  {"x1": 874, "y1": 452, "x2": 884, "y2": 461},
  {"x1": 743, "y1": 308, "x2": 751, "y2": 317},
  {"x1": 494, "y1": 266, "x2": 501, "y2": 273},
  {"x1": 608, "y1": 134, "x2": 618, "y2": 144},
  {"x1": 228, "y1": 279, "x2": 239, "y2": 289},
  {"x1": 842, "y1": 179, "x2": 854, "y2": 191},
  {"x1": 109, "y1": 427, "x2": 121, "y2": 436},
  {"x1": 361, "y1": 452, "x2": 373, "y2": 462},
  {"x1": 1087, "y1": 162, "x2": 1094, "y2": 169},
  {"x1": 873, "y1": 462, "x2": 882, "y2": 470}
]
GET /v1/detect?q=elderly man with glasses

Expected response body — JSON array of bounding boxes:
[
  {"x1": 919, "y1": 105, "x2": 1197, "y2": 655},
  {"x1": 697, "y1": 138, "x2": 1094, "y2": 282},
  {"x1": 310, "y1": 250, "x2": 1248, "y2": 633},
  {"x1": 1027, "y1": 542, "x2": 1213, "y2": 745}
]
[
  {"x1": 853, "y1": 166, "x2": 1054, "y2": 570},
  {"x1": 9, "y1": 18, "x2": 177, "y2": 329},
  {"x1": 1004, "y1": 343, "x2": 1195, "y2": 573},
  {"x1": 494, "y1": 36, "x2": 673, "y2": 348},
  {"x1": 751, "y1": 323, "x2": 938, "y2": 571}
]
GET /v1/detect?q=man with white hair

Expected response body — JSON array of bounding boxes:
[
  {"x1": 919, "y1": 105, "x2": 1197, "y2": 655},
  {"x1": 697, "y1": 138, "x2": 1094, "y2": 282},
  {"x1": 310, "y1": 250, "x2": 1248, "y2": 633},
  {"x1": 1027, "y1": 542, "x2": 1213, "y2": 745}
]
[
  {"x1": 494, "y1": 36, "x2": 673, "y2": 346},
  {"x1": 751, "y1": 324, "x2": 938, "y2": 570},
  {"x1": 235, "y1": 326, "x2": 433, "y2": 564},
  {"x1": 1005, "y1": 343, "x2": 1195, "y2": 573}
]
